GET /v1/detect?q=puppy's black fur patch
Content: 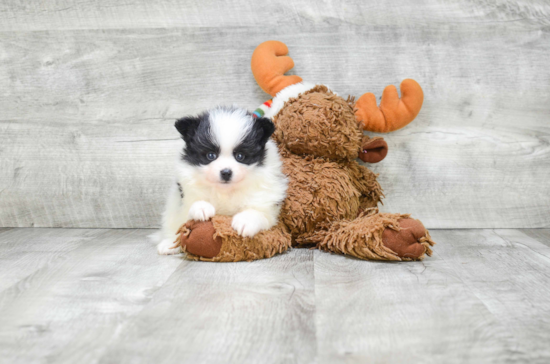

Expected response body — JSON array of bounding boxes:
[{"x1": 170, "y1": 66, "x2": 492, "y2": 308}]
[
  {"x1": 233, "y1": 117, "x2": 275, "y2": 166},
  {"x1": 176, "y1": 182, "x2": 184, "y2": 199},
  {"x1": 175, "y1": 112, "x2": 220, "y2": 166}
]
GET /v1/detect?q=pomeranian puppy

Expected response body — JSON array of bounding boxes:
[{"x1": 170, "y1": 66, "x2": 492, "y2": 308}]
[{"x1": 155, "y1": 106, "x2": 288, "y2": 255}]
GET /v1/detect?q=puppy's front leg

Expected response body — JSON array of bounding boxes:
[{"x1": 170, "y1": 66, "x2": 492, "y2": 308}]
[
  {"x1": 188, "y1": 201, "x2": 216, "y2": 221},
  {"x1": 157, "y1": 182, "x2": 186, "y2": 255},
  {"x1": 157, "y1": 237, "x2": 181, "y2": 255},
  {"x1": 231, "y1": 209, "x2": 272, "y2": 238}
]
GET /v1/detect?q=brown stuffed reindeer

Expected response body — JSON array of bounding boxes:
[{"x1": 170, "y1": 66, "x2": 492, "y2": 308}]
[{"x1": 173, "y1": 41, "x2": 435, "y2": 262}]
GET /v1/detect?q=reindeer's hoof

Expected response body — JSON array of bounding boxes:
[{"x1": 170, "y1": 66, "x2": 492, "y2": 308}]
[
  {"x1": 382, "y1": 218, "x2": 435, "y2": 260},
  {"x1": 177, "y1": 220, "x2": 222, "y2": 258}
]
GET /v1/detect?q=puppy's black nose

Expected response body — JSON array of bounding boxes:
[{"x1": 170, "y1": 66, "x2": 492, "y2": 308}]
[{"x1": 220, "y1": 169, "x2": 232, "y2": 182}]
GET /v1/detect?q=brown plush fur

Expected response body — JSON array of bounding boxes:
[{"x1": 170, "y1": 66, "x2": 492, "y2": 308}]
[
  {"x1": 308, "y1": 209, "x2": 433, "y2": 261},
  {"x1": 182, "y1": 216, "x2": 292, "y2": 262},
  {"x1": 277, "y1": 146, "x2": 383, "y2": 242},
  {"x1": 273, "y1": 86, "x2": 363, "y2": 161},
  {"x1": 175, "y1": 87, "x2": 435, "y2": 262}
]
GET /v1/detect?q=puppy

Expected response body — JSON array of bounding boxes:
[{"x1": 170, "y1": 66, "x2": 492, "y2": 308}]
[{"x1": 155, "y1": 106, "x2": 288, "y2": 255}]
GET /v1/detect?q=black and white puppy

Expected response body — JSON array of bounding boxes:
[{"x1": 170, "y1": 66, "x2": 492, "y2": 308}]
[{"x1": 155, "y1": 106, "x2": 288, "y2": 255}]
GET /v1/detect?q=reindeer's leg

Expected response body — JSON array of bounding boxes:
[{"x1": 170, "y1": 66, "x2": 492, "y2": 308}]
[
  {"x1": 307, "y1": 211, "x2": 435, "y2": 261},
  {"x1": 174, "y1": 216, "x2": 292, "y2": 262}
]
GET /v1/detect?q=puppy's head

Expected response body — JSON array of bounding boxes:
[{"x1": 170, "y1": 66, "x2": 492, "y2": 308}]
[{"x1": 175, "y1": 106, "x2": 275, "y2": 186}]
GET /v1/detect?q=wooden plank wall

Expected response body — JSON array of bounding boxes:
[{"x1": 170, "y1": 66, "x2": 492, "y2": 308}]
[{"x1": 1, "y1": 1, "x2": 549, "y2": 228}]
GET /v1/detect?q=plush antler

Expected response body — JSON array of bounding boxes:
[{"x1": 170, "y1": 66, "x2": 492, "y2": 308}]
[
  {"x1": 355, "y1": 79, "x2": 424, "y2": 133},
  {"x1": 251, "y1": 40, "x2": 303, "y2": 97}
]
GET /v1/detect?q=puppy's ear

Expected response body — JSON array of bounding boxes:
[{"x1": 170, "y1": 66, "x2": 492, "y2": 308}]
[
  {"x1": 253, "y1": 117, "x2": 275, "y2": 145},
  {"x1": 175, "y1": 115, "x2": 202, "y2": 142}
]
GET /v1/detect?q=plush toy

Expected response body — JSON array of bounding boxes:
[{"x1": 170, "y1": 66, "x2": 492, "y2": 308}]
[{"x1": 173, "y1": 41, "x2": 435, "y2": 262}]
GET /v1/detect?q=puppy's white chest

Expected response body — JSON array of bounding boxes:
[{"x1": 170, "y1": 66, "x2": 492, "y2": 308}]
[
  {"x1": 182, "y1": 184, "x2": 245, "y2": 217},
  {"x1": 205, "y1": 192, "x2": 245, "y2": 216}
]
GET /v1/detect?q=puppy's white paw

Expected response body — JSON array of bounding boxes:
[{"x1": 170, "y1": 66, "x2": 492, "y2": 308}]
[
  {"x1": 231, "y1": 210, "x2": 270, "y2": 238},
  {"x1": 188, "y1": 201, "x2": 216, "y2": 221},
  {"x1": 157, "y1": 238, "x2": 181, "y2": 255}
]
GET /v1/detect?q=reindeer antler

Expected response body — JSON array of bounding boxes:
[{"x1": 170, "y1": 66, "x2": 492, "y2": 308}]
[
  {"x1": 251, "y1": 40, "x2": 303, "y2": 97},
  {"x1": 355, "y1": 79, "x2": 424, "y2": 133}
]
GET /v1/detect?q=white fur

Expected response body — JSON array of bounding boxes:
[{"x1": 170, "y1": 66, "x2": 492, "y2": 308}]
[
  {"x1": 156, "y1": 237, "x2": 181, "y2": 255},
  {"x1": 264, "y1": 82, "x2": 317, "y2": 119},
  {"x1": 188, "y1": 201, "x2": 216, "y2": 221},
  {"x1": 200, "y1": 108, "x2": 253, "y2": 186},
  {"x1": 154, "y1": 108, "x2": 288, "y2": 255},
  {"x1": 231, "y1": 209, "x2": 271, "y2": 237}
]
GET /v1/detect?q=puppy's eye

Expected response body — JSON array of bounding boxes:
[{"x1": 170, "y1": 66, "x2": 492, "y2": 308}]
[
  {"x1": 235, "y1": 153, "x2": 245, "y2": 162},
  {"x1": 206, "y1": 152, "x2": 217, "y2": 161}
]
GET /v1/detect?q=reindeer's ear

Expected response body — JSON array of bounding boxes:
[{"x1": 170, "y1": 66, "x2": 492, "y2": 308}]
[{"x1": 358, "y1": 136, "x2": 388, "y2": 163}]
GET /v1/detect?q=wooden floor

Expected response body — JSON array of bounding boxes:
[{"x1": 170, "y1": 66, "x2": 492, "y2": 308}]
[{"x1": 0, "y1": 228, "x2": 548, "y2": 363}]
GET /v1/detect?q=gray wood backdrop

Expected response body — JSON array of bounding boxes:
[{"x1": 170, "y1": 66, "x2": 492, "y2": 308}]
[{"x1": 1, "y1": 0, "x2": 549, "y2": 229}]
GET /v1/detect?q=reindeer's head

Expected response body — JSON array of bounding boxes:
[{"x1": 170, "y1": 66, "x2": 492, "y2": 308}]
[{"x1": 251, "y1": 40, "x2": 424, "y2": 163}]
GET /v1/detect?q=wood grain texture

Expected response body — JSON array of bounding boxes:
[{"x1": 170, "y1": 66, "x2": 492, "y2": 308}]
[
  {"x1": 0, "y1": 228, "x2": 316, "y2": 364},
  {"x1": 0, "y1": 228, "x2": 106, "y2": 292},
  {"x1": 1, "y1": 0, "x2": 549, "y2": 31},
  {"x1": 0, "y1": 228, "x2": 182, "y2": 364},
  {"x1": 436, "y1": 229, "x2": 550, "y2": 363},
  {"x1": 314, "y1": 229, "x2": 550, "y2": 364},
  {"x1": 2, "y1": 228, "x2": 550, "y2": 363},
  {"x1": 1, "y1": 1, "x2": 550, "y2": 228},
  {"x1": 98, "y1": 248, "x2": 316, "y2": 364},
  {"x1": 520, "y1": 229, "x2": 550, "y2": 247}
]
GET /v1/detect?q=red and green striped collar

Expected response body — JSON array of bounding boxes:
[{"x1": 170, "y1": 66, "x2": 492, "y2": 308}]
[{"x1": 252, "y1": 99, "x2": 273, "y2": 118}]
